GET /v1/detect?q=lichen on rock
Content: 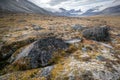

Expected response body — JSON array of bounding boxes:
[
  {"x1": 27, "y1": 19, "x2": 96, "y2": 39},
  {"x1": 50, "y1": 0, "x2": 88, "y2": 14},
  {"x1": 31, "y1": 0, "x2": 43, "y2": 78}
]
[{"x1": 8, "y1": 37, "x2": 69, "y2": 70}]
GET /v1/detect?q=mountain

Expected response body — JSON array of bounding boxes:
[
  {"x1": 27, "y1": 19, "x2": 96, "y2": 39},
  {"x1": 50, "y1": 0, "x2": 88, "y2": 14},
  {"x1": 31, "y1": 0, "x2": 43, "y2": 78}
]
[
  {"x1": 82, "y1": 4, "x2": 120, "y2": 16},
  {"x1": 100, "y1": 5, "x2": 120, "y2": 15},
  {"x1": 59, "y1": 8, "x2": 67, "y2": 12},
  {"x1": 81, "y1": 8, "x2": 100, "y2": 16},
  {"x1": 69, "y1": 9, "x2": 81, "y2": 13},
  {"x1": 54, "y1": 0, "x2": 120, "y2": 16},
  {"x1": 0, "y1": 0, "x2": 51, "y2": 14},
  {"x1": 97, "y1": 0, "x2": 120, "y2": 15},
  {"x1": 81, "y1": 6, "x2": 102, "y2": 16},
  {"x1": 113, "y1": 0, "x2": 120, "y2": 3},
  {"x1": 55, "y1": 8, "x2": 81, "y2": 16}
]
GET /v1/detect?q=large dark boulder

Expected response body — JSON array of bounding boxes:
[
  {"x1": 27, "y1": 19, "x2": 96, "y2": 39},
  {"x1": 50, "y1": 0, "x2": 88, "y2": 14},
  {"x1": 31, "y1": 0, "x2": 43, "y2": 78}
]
[
  {"x1": 10, "y1": 37, "x2": 69, "y2": 70},
  {"x1": 82, "y1": 26, "x2": 110, "y2": 41}
]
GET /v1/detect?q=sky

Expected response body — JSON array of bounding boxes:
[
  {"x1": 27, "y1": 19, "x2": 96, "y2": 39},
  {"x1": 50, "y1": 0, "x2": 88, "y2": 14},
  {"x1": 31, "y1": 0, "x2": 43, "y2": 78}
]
[{"x1": 28, "y1": 0, "x2": 117, "y2": 12}]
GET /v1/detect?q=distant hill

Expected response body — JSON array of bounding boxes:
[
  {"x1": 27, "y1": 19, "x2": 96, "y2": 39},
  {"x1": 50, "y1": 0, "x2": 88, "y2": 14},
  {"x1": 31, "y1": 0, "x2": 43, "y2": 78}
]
[
  {"x1": 82, "y1": 5, "x2": 120, "y2": 16},
  {"x1": 0, "y1": 0, "x2": 52, "y2": 15},
  {"x1": 113, "y1": 0, "x2": 120, "y2": 3},
  {"x1": 54, "y1": 8, "x2": 82, "y2": 16},
  {"x1": 100, "y1": 5, "x2": 120, "y2": 15},
  {"x1": 0, "y1": 0, "x2": 119, "y2": 16},
  {"x1": 81, "y1": 8, "x2": 100, "y2": 16}
]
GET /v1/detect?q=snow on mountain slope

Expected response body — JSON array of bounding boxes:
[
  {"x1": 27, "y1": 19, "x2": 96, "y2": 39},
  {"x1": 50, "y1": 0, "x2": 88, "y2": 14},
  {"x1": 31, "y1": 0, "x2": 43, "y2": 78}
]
[{"x1": 81, "y1": 0, "x2": 120, "y2": 16}]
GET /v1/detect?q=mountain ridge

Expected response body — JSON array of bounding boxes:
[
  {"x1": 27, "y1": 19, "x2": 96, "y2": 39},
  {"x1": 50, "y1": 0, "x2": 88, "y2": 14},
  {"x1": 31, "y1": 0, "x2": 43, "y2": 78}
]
[
  {"x1": 81, "y1": 5, "x2": 120, "y2": 16},
  {"x1": 0, "y1": 0, "x2": 52, "y2": 15}
]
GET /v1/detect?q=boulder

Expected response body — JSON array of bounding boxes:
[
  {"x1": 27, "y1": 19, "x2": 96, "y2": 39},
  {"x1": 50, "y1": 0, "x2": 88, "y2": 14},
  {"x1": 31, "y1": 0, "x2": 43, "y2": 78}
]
[
  {"x1": 31, "y1": 24, "x2": 44, "y2": 31},
  {"x1": 96, "y1": 55, "x2": 106, "y2": 61},
  {"x1": 64, "y1": 38, "x2": 82, "y2": 44},
  {"x1": 10, "y1": 37, "x2": 69, "y2": 69},
  {"x1": 0, "y1": 38, "x2": 35, "y2": 62},
  {"x1": 40, "y1": 66, "x2": 54, "y2": 77},
  {"x1": 82, "y1": 26, "x2": 110, "y2": 41},
  {"x1": 116, "y1": 34, "x2": 120, "y2": 37},
  {"x1": 72, "y1": 24, "x2": 86, "y2": 31}
]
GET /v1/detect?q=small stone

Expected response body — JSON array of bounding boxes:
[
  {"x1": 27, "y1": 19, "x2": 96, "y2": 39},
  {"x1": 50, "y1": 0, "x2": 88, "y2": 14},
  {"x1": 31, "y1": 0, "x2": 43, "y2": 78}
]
[
  {"x1": 72, "y1": 24, "x2": 86, "y2": 31},
  {"x1": 24, "y1": 26, "x2": 29, "y2": 30},
  {"x1": 82, "y1": 47, "x2": 87, "y2": 52},
  {"x1": 96, "y1": 55, "x2": 106, "y2": 61},
  {"x1": 40, "y1": 66, "x2": 54, "y2": 77},
  {"x1": 64, "y1": 38, "x2": 82, "y2": 44},
  {"x1": 116, "y1": 34, "x2": 120, "y2": 37},
  {"x1": 17, "y1": 20, "x2": 27, "y2": 23},
  {"x1": 31, "y1": 24, "x2": 44, "y2": 31}
]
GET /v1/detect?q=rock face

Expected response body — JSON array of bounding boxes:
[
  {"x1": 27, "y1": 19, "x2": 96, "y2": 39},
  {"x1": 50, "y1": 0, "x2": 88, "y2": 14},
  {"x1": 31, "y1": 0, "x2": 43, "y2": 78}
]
[
  {"x1": 82, "y1": 26, "x2": 110, "y2": 41},
  {"x1": 11, "y1": 37, "x2": 69, "y2": 69}
]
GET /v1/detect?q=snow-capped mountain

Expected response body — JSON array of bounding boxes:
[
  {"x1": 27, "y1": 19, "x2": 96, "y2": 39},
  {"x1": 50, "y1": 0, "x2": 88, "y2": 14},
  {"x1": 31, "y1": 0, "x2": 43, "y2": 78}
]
[
  {"x1": 100, "y1": 5, "x2": 120, "y2": 15},
  {"x1": 0, "y1": 0, "x2": 119, "y2": 16},
  {"x1": 81, "y1": 0, "x2": 120, "y2": 16},
  {"x1": 54, "y1": 8, "x2": 82, "y2": 16},
  {"x1": 53, "y1": 0, "x2": 120, "y2": 16},
  {"x1": 81, "y1": 6, "x2": 102, "y2": 16}
]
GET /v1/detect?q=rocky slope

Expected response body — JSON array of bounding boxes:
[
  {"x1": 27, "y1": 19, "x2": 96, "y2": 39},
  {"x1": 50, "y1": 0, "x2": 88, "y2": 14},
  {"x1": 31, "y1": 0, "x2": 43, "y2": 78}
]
[
  {"x1": 100, "y1": 5, "x2": 120, "y2": 15},
  {"x1": 0, "y1": 0, "x2": 51, "y2": 14},
  {"x1": 81, "y1": 0, "x2": 120, "y2": 16}
]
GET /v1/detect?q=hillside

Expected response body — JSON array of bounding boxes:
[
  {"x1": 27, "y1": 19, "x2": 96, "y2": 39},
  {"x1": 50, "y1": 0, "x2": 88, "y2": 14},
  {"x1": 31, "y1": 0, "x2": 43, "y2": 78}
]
[
  {"x1": 82, "y1": 3, "x2": 120, "y2": 16},
  {"x1": 0, "y1": 0, "x2": 51, "y2": 14},
  {"x1": 101, "y1": 5, "x2": 120, "y2": 15}
]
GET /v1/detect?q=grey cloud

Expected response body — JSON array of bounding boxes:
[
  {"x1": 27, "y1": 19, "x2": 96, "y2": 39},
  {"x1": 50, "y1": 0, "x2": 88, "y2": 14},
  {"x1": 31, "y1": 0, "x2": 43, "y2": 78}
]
[{"x1": 49, "y1": 0, "x2": 69, "y2": 6}]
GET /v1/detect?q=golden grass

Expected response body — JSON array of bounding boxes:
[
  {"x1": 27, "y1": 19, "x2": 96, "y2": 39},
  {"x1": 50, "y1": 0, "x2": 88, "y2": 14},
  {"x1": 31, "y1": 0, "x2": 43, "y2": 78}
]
[
  {"x1": 0, "y1": 13, "x2": 120, "y2": 44},
  {"x1": 0, "y1": 13, "x2": 120, "y2": 79}
]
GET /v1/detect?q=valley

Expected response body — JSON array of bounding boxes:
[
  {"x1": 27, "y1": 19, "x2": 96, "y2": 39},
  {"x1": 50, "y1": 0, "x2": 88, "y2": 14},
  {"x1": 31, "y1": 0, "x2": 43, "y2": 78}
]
[{"x1": 0, "y1": 13, "x2": 120, "y2": 80}]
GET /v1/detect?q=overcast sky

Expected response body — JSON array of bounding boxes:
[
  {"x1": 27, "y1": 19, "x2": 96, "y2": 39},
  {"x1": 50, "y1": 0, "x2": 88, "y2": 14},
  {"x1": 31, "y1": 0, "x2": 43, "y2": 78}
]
[{"x1": 28, "y1": 0, "x2": 117, "y2": 12}]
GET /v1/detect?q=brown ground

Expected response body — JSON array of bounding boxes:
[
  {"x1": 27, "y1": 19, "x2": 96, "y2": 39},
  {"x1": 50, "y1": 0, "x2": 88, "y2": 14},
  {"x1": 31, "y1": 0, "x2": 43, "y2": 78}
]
[
  {"x1": 0, "y1": 13, "x2": 120, "y2": 80},
  {"x1": 0, "y1": 13, "x2": 120, "y2": 43}
]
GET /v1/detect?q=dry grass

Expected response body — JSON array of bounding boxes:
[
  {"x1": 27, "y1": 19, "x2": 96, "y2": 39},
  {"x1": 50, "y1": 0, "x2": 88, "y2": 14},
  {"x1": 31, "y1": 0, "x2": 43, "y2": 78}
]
[
  {"x1": 0, "y1": 13, "x2": 120, "y2": 79},
  {"x1": 0, "y1": 13, "x2": 119, "y2": 59},
  {"x1": 0, "y1": 13, "x2": 120, "y2": 64},
  {"x1": 0, "y1": 13, "x2": 120, "y2": 43}
]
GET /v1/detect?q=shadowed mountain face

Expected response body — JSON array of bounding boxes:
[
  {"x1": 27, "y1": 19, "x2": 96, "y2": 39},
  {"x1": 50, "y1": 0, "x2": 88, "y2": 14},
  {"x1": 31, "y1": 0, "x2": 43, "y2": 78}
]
[
  {"x1": 101, "y1": 5, "x2": 120, "y2": 15},
  {"x1": 82, "y1": 5, "x2": 120, "y2": 16},
  {"x1": 82, "y1": 0, "x2": 120, "y2": 16},
  {"x1": 0, "y1": 0, "x2": 51, "y2": 14},
  {"x1": 0, "y1": 0, "x2": 119, "y2": 16},
  {"x1": 113, "y1": 0, "x2": 120, "y2": 3},
  {"x1": 81, "y1": 8, "x2": 100, "y2": 16}
]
